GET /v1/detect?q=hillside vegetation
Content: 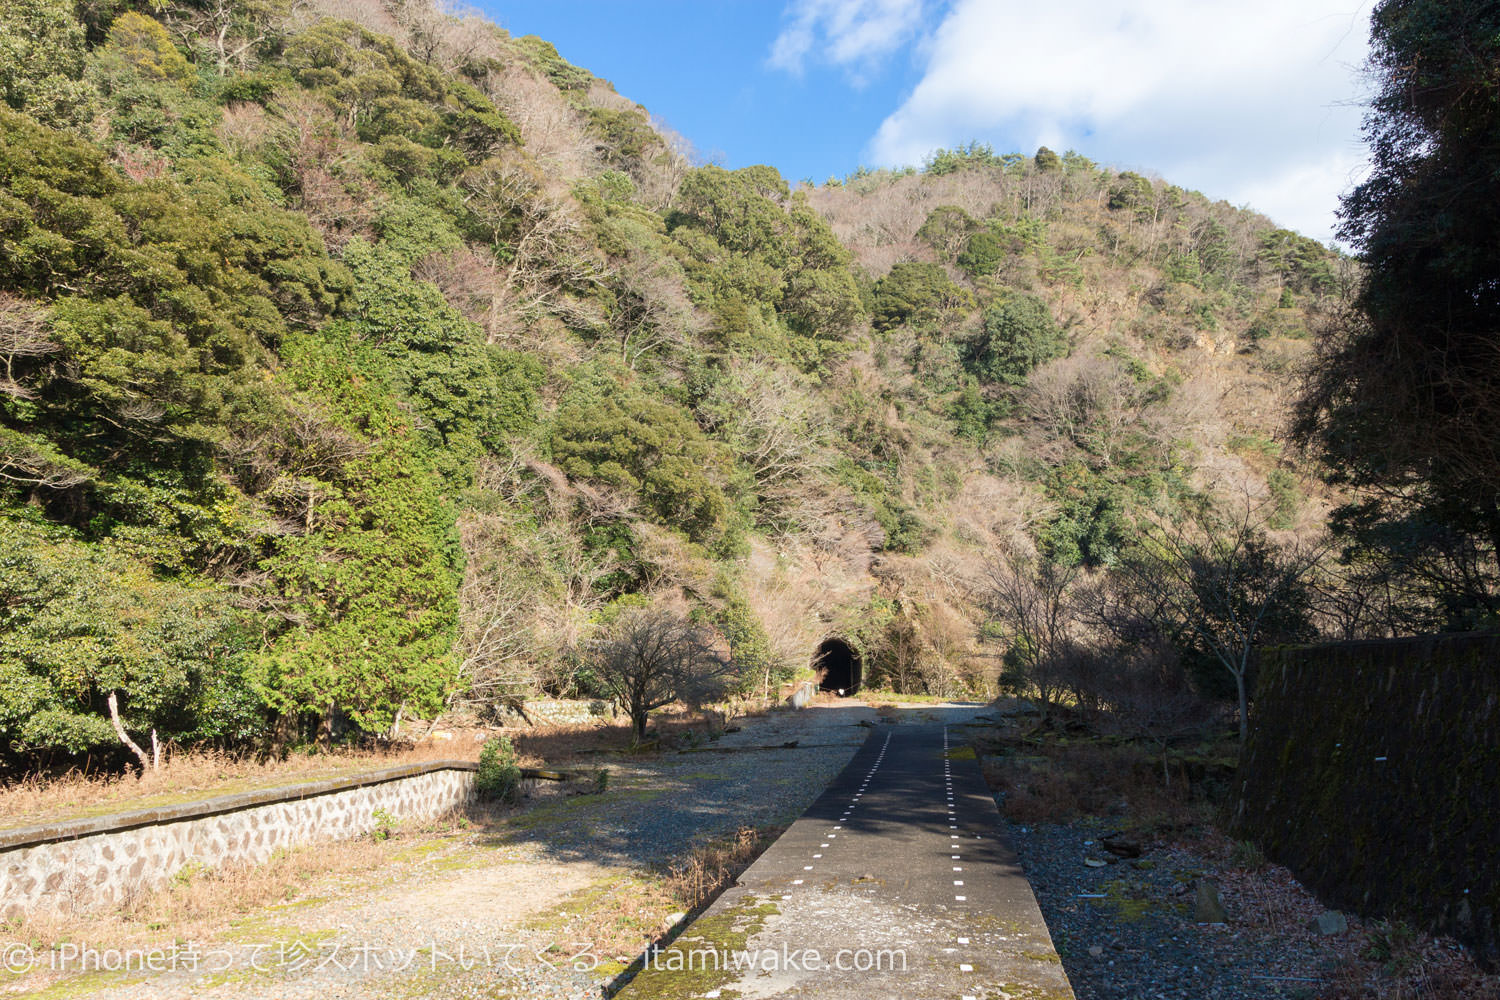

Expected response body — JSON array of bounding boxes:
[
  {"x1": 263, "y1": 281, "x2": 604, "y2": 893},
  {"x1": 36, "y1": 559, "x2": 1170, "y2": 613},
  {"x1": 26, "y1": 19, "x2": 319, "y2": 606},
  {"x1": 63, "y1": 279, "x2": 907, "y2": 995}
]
[{"x1": 0, "y1": 0, "x2": 1348, "y2": 769}]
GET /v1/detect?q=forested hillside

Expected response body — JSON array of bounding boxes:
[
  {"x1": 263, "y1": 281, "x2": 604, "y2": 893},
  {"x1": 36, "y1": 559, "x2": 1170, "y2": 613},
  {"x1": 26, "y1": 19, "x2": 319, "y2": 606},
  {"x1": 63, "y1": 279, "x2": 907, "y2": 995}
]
[{"x1": 0, "y1": 0, "x2": 1350, "y2": 768}]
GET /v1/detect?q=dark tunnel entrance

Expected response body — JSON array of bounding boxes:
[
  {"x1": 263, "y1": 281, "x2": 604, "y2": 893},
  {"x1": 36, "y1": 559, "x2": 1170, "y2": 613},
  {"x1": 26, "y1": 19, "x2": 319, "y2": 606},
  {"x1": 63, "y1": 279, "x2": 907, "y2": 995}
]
[{"x1": 815, "y1": 638, "x2": 862, "y2": 695}]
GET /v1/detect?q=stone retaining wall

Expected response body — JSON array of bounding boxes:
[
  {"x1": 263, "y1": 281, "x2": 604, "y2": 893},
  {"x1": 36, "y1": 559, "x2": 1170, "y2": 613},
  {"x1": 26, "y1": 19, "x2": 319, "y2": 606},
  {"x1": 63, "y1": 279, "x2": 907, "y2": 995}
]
[
  {"x1": 1236, "y1": 634, "x2": 1499, "y2": 964},
  {"x1": 491, "y1": 698, "x2": 617, "y2": 727},
  {"x1": 0, "y1": 761, "x2": 476, "y2": 918}
]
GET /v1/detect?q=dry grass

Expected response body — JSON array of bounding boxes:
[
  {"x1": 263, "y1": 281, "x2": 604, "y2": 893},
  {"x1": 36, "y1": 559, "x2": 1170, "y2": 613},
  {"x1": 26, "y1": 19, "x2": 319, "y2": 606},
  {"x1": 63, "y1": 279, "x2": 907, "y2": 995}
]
[
  {"x1": 983, "y1": 738, "x2": 1213, "y2": 833},
  {"x1": 527, "y1": 876, "x2": 680, "y2": 963},
  {"x1": 0, "y1": 743, "x2": 479, "y2": 831},
  {"x1": 3, "y1": 811, "x2": 476, "y2": 963},
  {"x1": 518, "y1": 825, "x2": 783, "y2": 964},
  {"x1": 0, "y1": 701, "x2": 756, "y2": 830},
  {"x1": 664, "y1": 825, "x2": 783, "y2": 914},
  {"x1": 1318, "y1": 936, "x2": 1497, "y2": 1000}
]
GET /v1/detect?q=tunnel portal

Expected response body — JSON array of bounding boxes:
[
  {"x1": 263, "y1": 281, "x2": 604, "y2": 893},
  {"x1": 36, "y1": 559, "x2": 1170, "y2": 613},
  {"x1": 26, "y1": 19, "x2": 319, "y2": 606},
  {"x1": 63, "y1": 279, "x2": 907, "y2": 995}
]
[{"x1": 815, "y1": 638, "x2": 862, "y2": 695}]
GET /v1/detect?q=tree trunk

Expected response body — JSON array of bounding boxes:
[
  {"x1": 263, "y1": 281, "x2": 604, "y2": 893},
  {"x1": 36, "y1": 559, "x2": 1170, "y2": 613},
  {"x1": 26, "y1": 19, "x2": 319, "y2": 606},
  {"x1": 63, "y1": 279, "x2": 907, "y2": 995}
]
[
  {"x1": 318, "y1": 701, "x2": 334, "y2": 748},
  {"x1": 1235, "y1": 669, "x2": 1249, "y2": 744},
  {"x1": 631, "y1": 704, "x2": 648, "y2": 742},
  {"x1": 107, "y1": 691, "x2": 153, "y2": 773}
]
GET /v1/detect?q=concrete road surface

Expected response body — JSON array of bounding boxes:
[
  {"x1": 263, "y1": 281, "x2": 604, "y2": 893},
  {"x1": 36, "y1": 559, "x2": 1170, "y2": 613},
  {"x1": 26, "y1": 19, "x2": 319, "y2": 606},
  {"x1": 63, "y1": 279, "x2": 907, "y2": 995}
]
[{"x1": 618, "y1": 715, "x2": 1075, "y2": 999}]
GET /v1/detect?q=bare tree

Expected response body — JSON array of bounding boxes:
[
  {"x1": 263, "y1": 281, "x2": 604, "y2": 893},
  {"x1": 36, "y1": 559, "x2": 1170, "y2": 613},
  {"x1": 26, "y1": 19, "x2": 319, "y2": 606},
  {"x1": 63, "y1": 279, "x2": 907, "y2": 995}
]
[
  {"x1": 161, "y1": 0, "x2": 304, "y2": 74},
  {"x1": 1101, "y1": 644, "x2": 1212, "y2": 787},
  {"x1": 610, "y1": 250, "x2": 696, "y2": 368},
  {"x1": 0, "y1": 293, "x2": 56, "y2": 401},
  {"x1": 460, "y1": 152, "x2": 602, "y2": 341},
  {"x1": 1025, "y1": 353, "x2": 1156, "y2": 467},
  {"x1": 589, "y1": 606, "x2": 735, "y2": 740},
  {"x1": 456, "y1": 562, "x2": 534, "y2": 711},
  {"x1": 699, "y1": 360, "x2": 835, "y2": 530},
  {"x1": 981, "y1": 546, "x2": 1081, "y2": 711},
  {"x1": 1109, "y1": 500, "x2": 1326, "y2": 741}
]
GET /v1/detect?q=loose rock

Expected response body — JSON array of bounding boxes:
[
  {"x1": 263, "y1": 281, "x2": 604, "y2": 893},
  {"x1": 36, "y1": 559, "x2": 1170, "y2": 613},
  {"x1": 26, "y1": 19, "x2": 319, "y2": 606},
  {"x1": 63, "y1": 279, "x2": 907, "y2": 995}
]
[
  {"x1": 1313, "y1": 910, "x2": 1348, "y2": 935},
  {"x1": 1195, "y1": 879, "x2": 1228, "y2": 924}
]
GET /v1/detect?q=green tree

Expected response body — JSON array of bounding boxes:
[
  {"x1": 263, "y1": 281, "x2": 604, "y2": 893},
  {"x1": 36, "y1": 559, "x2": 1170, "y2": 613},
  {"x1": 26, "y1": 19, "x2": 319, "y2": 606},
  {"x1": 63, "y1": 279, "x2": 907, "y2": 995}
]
[
  {"x1": 338, "y1": 239, "x2": 508, "y2": 480},
  {"x1": 0, "y1": 517, "x2": 255, "y2": 762},
  {"x1": 668, "y1": 165, "x2": 861, "y2": 362},
  {"x1": 957, "y1": 230, "x2": 1007, "y2": 278},
  {"x1": 916, "y1": 205, "x2": 978, "y2": 257},
  {"x1": 254, "y1": 331, "x2": 462, "y2": 736},
  {"x1": 871, "y1": 262, "x2": 970, "y2": 331},
  {"x1": 965, "y1": 294, "x2": 1067, "y2": 385},
  {"x1": 551, "y1": 372, "x2": 735, "y2": 547},
  {"x1": 0, "y1": 0, "x2": 98, "y2": 130}
]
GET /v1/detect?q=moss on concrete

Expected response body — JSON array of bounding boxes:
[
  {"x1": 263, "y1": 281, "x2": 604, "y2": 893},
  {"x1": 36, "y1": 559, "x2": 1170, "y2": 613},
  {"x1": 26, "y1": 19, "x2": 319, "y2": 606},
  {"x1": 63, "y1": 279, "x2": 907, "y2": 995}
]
[{"x1": 612, "y1": 893, "x2": 780, "y2": 999}]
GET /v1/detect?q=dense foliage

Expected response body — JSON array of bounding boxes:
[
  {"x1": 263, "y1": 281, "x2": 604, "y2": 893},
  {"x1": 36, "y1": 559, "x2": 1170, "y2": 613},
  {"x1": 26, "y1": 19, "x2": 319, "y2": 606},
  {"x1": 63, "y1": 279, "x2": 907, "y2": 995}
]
[
  {"x1": 1295, "y1": 0, "x2": 1500, "y2": 631},
  {"x1": 0, "y1": 0, "x2": 1351, "y2": 768}
]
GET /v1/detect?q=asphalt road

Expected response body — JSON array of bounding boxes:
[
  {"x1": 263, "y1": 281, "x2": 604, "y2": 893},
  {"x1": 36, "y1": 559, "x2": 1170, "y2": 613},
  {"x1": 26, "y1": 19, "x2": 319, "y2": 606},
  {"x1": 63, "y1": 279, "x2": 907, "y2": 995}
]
[{"x1": 619, "y1": 715, "x2": 1075, "y2": 999}]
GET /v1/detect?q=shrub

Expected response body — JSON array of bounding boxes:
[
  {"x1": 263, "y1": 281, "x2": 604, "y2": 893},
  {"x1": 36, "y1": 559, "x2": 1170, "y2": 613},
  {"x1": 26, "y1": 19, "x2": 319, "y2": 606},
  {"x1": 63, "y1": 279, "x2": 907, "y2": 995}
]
[
  {"x1": 871, "y1": 261, "x2": 970, "y2": 331},
  {"x1": 475, "y1": 735, "x2": 521, "y2": 803},
  {"x1": 965, "y1": 294, "x2": 1067, "y2": 386},
  {"x1": 370, "y1": 807, "x2": 396, "y2": 841}
]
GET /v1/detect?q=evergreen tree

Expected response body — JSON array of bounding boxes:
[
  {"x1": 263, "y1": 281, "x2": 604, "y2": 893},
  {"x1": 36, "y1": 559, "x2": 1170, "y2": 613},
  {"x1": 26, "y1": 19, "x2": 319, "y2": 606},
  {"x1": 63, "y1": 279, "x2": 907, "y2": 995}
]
[{"x1": 1295, "y1": 0, "x2": 1500, "y2": 621}]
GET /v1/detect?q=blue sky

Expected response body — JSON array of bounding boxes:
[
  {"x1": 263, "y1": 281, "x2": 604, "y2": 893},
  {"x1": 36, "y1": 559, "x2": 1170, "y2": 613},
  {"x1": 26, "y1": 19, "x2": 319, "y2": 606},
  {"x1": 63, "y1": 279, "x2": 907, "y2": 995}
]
[{"x1": 481, "y1": 1, "x2": 1374, "y2": 243}]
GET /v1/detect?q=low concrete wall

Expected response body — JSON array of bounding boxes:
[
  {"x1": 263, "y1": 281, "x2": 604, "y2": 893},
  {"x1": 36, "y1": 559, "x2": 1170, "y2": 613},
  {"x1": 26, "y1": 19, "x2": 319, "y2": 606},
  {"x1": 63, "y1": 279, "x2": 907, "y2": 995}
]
[
  {"x1": 1, "y1": 761, "x2": 476, "y2": 918},
  {"x1": 785, "y1": 681, "x2": 816, "y2": 709}
]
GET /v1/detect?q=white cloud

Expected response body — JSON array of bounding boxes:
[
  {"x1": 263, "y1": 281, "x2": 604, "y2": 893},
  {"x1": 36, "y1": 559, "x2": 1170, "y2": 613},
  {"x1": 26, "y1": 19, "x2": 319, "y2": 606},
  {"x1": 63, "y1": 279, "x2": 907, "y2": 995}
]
[
  {"x1": 769, "y1": 0, "x2": 928, "y2": 79},
  {"x1": 866, "y1": 0, "x2": 1373, "y2": 241}
]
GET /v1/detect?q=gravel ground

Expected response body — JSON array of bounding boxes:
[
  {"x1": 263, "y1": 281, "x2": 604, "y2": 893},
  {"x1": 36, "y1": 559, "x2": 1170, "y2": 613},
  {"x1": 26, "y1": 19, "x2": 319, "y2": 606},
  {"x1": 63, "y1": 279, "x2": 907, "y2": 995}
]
[
  {"x1": 1001, "y1": 814, "x2": 1360, "y2": 1000},
  {"x1": 497, "y1": 699, "x2": 878, "y2": 869},
  {"x1": 14, "y1": 699, "x2": 937, "y2": 1000}
]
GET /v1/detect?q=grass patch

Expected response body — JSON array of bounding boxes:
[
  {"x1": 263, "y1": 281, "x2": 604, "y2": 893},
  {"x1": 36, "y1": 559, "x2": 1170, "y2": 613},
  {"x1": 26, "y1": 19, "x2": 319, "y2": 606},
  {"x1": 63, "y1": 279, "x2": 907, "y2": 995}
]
[
  {"x1": 979, "y1": 731, "x2": 1229, "y2": 834},
  {"x1": 615, "y1": 894, "x2": 782, "y2": 999}
]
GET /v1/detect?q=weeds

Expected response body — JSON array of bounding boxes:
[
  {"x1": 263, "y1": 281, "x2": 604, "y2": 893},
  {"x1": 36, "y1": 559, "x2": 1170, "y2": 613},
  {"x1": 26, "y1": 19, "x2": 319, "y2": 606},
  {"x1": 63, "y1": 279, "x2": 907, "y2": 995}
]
[
  {"x1": 1229, "y1": 838, "x2": 1266, "y2": 870},
  {"x1": 475, "y1": 736, "x2": 521, "y2": 803},
  {"x1": 370, "y1": 807, "x2": 397, "y2": 841},
  {"x1": 1364, "y1": 919, "x2": 1422, "y2": 975},
  {"x1": 666, "y1": 826, "x2": 782, "y2": 913},
  {"x1": 985, "y1": 738, "x2": 1215, "y2": 833}
]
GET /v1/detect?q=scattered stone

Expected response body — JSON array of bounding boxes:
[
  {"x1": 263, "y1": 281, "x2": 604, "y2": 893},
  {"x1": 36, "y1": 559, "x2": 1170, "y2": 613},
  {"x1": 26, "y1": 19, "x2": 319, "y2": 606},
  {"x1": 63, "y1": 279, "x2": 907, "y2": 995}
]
[
  {"x1": 1313, "y1": 911, "x2": 1348, "y2": 935},
  {"x1": 1084, "y1": 858, "x2": 1108, "y2": 868},
  {"x1": 663, "y1": 911, "x2": 687, "y2": 931},
  {"x1": 1088, "y1": 945, "x2": 1105, "y2": 958},
  {"x1": 1194, "y1": 879, "x2": 1228, "y2": 924},
  {"x1": 1103, "y1": 837, "x2": 1143, "y2": 859},
  {"x1": 857, "y1": 719, "x2": 876, "y2": 728}
]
